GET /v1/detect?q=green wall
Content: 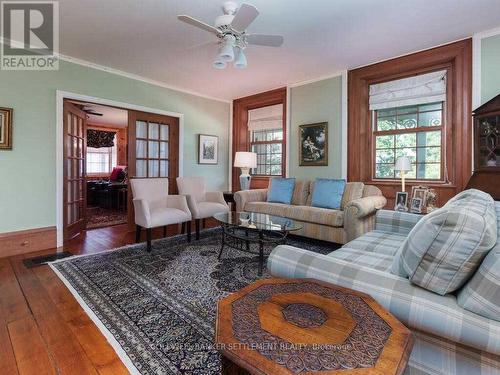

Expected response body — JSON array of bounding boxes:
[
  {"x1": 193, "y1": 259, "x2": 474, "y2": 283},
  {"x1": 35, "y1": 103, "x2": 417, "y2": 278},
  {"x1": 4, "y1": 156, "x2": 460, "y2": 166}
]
[
  {"x1": 0, "y1": 60, "x2": 230, "y2": 233},
  {"x1": 289, "y1": 75, "x2": 343, "y2": 179},
  {"x1": 481, "y1": 34, "x2": 500, "y2": 104}
]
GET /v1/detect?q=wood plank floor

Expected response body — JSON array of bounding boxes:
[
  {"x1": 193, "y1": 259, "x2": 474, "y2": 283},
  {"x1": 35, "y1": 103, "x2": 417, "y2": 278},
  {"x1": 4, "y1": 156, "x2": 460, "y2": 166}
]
[{"x1": 0, "y1": 222, "x2": 213, "y2": 375}]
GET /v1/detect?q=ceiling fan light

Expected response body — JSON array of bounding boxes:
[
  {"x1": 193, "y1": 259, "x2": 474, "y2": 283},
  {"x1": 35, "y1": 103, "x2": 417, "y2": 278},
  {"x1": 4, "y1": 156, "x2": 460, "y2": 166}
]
[
  {"x1": 219, "y1": 41, "x2": 234, "y2": 62},
  {"x1": 213, "y1": 57, "x2": 227, "y2": 69},
  {"x1": 234, "y1": 48, "x2": 247, "y2": 69}
]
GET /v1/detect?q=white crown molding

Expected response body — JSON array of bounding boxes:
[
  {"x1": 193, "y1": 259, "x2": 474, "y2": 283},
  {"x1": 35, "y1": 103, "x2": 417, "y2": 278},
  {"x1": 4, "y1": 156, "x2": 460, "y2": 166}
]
[
  {"x1": 288, "y1": 71, "x2": 343, "y2": 88},
  {"x1": 473, "y1": 25, "x2": 500, "y2": 40},
  {"x1": 59, "y1": 54, "x2": 232, "y2": 104}
]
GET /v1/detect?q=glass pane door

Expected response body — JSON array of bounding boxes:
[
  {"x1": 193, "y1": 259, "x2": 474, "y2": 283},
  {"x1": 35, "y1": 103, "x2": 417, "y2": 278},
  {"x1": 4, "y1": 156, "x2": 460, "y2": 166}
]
[{"x1": 135, "y1": 121, "x2": 170, "y2": 178}]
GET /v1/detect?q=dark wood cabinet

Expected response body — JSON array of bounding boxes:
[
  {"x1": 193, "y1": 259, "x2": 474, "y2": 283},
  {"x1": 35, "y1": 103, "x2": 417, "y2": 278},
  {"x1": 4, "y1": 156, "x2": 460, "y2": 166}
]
[
  {"x1": 466, "y1": 94, "x2": 500, "y2": 200},
  {"x1": 473, "y1": 94, "x2": 500, "y2": 171}
]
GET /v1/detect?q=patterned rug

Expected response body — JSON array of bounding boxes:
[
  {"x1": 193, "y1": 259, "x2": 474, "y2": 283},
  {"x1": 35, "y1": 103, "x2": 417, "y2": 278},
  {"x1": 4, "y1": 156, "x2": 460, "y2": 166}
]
[
  {"x1": 50, "y1": 229, "x2": 339, "y2": 374},
  {"x1": 86, "y1": 207, "x2": 128, "y2": 229}
]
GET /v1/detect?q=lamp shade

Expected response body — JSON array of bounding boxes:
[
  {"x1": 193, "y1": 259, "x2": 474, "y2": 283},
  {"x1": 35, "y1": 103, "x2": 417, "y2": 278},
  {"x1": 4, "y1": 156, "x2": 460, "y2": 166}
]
[
  {"x1": 234, "y1": 47, "x2": 247, "y2": 69},
  {"x1": 234, "y1": 152, "x2": 257, "y2": 169},
  {"x1": 218, "y1": 35, "x2": 235, "y2": 62},
  {"x1": 395, "y1": 156, "x2": 412, "y2": 171}
]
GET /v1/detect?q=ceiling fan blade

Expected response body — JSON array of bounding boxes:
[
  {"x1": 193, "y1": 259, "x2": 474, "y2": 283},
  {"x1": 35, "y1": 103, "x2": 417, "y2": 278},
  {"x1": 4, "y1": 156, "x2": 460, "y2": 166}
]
[
  {"x1": 177, "y1": 15, "x2": 220, "y2": 35},
  {"x1": 231, "y1": 4, "x2": 259, "y2": 32},
  {"x1": 246, "y1": 34, "x2": 284, "y2": 47}
]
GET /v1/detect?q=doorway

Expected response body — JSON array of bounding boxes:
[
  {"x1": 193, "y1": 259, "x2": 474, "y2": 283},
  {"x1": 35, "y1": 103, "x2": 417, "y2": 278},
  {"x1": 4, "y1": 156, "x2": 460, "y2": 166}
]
[{"x1": 58, "y1": 92, "x2": 183, "y2": 245}]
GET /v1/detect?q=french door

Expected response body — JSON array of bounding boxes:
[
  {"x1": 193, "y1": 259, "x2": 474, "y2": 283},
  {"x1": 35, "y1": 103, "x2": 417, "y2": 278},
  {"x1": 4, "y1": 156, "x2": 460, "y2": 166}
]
[
  {"x1": 63, "y1": 101, "x2": 87, "y2": 241},
  {"x1": 127, "y1": 110, "x2": 180, "y2": 227}
]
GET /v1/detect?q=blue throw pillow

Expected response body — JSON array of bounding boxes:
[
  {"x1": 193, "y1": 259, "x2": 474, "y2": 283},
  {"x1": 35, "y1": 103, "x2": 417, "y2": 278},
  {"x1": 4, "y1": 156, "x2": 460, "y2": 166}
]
[
  {"x1": 311, "y1": 178, "x2": 346, "y2": 209},
  {"x1": 267, "y1": 178, "x2": 296, "y2": 204}
]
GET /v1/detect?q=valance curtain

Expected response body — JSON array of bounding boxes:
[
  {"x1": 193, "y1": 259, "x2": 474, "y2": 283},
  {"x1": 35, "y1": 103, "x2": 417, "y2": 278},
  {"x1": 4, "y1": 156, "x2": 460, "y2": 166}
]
[
  {"x1": 369, "y1": 70, "x2": 447, "y2": 110},
  {"x1": 87, "y1": 129, "x2": 116, "y2": 148},
  {"x1": 247, "y1": 104, "x2": 283, "y2": 131}
]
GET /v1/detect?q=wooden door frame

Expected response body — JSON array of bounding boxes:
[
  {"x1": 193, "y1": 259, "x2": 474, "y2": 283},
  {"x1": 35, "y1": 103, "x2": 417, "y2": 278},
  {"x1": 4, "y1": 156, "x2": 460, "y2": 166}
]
[{"x1": 56, "y1": 90, "x2": 184, "y2": 247}]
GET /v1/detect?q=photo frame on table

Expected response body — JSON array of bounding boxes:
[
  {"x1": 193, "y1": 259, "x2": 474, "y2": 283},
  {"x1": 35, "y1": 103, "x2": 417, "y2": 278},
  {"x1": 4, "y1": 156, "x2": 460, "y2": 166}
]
[
  {"x1": 299, "y1": 122, "x2": 328, "y2": 166},
  {"x1": 411, "y1": 186, "x2": 429, "y2": 208},
  {"x1": 410, "y1": 197, "x2": 424, "y2": 213},
  {"x1": 0, "y1": 107, "x2": 13, "y2": 150},
  {"x1": 394, "y1": 192, "x2": 408, "y2": 212},
  {"x1": 198, "y1": 134, "x2": 218, "y2": 164}
]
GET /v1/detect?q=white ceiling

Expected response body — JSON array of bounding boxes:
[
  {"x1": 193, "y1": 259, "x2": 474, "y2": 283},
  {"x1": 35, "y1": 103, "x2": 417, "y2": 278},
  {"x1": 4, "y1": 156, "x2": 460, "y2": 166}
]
[
  {"x1": 59, "y1": 0, "x2": 500, "y2": 101},
  {"x1": 71, "y1": 102, "x2": 128, "y2": 127}
]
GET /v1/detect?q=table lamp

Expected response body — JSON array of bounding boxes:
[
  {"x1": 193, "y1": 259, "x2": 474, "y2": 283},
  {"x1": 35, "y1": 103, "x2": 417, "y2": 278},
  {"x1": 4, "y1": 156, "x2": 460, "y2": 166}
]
[
  {"x1": 234, "y1": 152, "x2": 257, "y2": 190},
  {"x1": 395, "y1": 156, "x2": 412, "y2": 192}
]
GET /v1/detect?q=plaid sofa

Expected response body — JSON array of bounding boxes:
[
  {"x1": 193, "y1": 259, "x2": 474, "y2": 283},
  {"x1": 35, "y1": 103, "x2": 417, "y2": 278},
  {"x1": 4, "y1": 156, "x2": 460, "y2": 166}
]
[
  {"x1": 235, "y1": 180, "x2": 387, "y2": 244},
  {"x1": 268, "y1": 203, "x2": 500, "y2": 375}
]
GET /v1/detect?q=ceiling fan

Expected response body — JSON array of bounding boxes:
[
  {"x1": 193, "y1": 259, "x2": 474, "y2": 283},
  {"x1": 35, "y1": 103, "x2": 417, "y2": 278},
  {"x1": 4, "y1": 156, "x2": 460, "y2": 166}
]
[
  {"x1": 178, "y1": 1, "x2": 284, "y2": 69},
  {"x1": 82, "y1": 106, "x2": 103, "y2": 116}
]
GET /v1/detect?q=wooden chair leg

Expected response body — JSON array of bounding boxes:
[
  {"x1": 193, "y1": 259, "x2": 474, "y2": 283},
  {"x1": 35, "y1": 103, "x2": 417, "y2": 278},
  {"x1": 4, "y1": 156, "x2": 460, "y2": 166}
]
[
  {"x1": 163, "y1": 226, "x2": 167, "y2": 237},
  {"x1": 181, "y1": 222, "x2": 186, "y2": 234},
  {"x1": 146, "y1": 228, "x2": 152, "y2": 252},
  {"x1": 202, "y1": 218, "x2": 206, "y2": 229},
  {"x1": 186, "y1": 221, "x2": 191, "y2": 242},
  {"x1": 195, "y1": 219, "x2": 200, "y2": 240},
  {"x1": 135, "y1": 225, "x2": 141, "y2": 243}
]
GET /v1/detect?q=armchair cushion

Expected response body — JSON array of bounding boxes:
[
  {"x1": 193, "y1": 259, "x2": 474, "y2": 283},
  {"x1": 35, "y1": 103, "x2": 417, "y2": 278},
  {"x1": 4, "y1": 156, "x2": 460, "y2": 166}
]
[
  {"x1": 148, "y1": 207, "x2": 191, "y2": 228},
  {"x1": 197, "y1": 202, "x2": 229, "y2": 218}
]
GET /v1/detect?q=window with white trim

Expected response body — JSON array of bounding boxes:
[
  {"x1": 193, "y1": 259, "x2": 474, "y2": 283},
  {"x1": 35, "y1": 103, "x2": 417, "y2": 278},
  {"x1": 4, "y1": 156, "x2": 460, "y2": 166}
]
[
  {"x1": 370, "y1": 71, "x2": 446, "y2": 181},
  {"x1": 86, "y1": 140, "x2": 117, "y2": 174}
]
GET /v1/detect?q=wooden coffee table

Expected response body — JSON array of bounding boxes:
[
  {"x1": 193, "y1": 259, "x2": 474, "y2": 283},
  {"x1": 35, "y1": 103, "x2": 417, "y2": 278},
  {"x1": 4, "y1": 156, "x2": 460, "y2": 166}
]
[{"x1": 215, "y1": 279, "x2": 413, "y2": 375}]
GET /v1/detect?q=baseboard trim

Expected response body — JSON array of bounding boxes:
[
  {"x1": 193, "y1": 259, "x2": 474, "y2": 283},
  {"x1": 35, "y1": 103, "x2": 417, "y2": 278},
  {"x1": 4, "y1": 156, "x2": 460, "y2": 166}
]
[{"x1": 0, "y1": 226, "x2": 57, "y2": 258}]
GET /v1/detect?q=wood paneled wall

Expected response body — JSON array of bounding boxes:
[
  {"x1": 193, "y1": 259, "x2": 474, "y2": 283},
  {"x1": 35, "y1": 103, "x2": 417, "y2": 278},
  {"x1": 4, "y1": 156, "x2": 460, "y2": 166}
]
[
  {"x1": 232, "y1": 88, "x2": 287, "y2": 190},
  {"x1": 348, "y1": 39, "x2": 472, "y2": 208}
]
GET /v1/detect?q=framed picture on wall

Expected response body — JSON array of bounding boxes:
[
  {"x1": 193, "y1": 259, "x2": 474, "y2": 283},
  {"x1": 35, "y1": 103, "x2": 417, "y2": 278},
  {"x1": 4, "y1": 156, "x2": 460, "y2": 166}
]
[
  {"x1": 299, "y1": 122, "x2": 328, "y2": 166},
  {"x1": 198, "y1": 134, "x2": 218, "y2": 164},
  {"x1": 0, "y1": 107, "x2": 13, "y2": 150}
]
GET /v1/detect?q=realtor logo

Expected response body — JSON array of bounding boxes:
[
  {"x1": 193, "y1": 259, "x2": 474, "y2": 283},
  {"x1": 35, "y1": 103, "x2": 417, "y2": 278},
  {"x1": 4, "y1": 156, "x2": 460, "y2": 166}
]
[{"x1": 1, "y1": 1, "x2": 59, "y2": 70}]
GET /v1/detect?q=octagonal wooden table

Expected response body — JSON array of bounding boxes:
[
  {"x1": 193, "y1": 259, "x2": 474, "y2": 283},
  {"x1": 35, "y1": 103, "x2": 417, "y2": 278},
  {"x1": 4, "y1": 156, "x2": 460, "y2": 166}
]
[{"x1": 215, "y1": 278, "x2": 413, "y2": 375}]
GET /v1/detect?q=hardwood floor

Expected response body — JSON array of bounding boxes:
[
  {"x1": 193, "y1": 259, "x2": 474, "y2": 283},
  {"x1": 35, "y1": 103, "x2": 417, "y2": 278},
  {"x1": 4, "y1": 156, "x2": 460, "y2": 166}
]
[{"x1": 0, "y1": 221, "x2": 214, "y2": 375}]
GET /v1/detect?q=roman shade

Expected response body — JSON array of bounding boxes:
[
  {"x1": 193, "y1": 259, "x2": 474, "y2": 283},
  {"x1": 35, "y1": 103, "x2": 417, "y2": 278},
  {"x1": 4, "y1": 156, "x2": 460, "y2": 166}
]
[
  {"x1": 369, "y1": 70, "x2": 447, "y2": 110},
  {"x1": 87, "y1": 129, "x2": 116, "y2": 148},
  {"x1": 247, "y1": 104, "x2": 283, "y2": 131}
]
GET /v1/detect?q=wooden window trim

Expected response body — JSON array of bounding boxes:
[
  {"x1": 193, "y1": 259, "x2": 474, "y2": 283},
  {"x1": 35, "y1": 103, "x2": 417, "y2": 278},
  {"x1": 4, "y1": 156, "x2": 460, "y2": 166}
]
[
  {"x1": 232, "y1": 88, "x2": 287, "y2": 190},
  {"x1": 348, "y1": 39, "x2": 472, "y2": 207}
]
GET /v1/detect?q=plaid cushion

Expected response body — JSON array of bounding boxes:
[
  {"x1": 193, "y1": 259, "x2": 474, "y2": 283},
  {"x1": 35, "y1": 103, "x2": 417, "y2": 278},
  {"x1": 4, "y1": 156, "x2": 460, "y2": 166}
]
[
  {"x1": 395, "y1": 193, "x2": 497, "y2": 295},
  {"x1": 457, "y1": 202, "x2": 500, "y2": 321},
  {"x1": 375, "y1": 209, "x2": 422, "y2": 235},
  {"x1": 340, "y1": 230, "x2": 406, "y2": 256},
  {"x1": 327, "y1": 247, "x2": 394, "y2": 272},
  {"x1": 268, "y1": 245, "x2": 500, "y2": 356}
]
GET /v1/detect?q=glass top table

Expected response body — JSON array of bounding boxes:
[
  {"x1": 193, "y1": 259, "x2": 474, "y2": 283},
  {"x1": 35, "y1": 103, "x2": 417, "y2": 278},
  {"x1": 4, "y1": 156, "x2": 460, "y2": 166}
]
[{"x1": 213, "y1": 212, "x2": 302, "y2": 276}]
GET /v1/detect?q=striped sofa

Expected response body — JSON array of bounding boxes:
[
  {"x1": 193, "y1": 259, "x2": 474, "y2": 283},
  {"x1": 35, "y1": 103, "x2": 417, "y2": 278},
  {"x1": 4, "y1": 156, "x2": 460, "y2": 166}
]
[
  {"x1": 234, "y1": 180, "x2": 387, "y2": 244},
  {"x1": 268, "y1": 199, "x2": 500, "y2": 375}
]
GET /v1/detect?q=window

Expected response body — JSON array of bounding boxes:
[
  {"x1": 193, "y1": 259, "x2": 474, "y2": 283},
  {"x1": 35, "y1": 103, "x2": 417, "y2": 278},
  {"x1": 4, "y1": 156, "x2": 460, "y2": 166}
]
[
  {"x1": 374, "y1": 102, "x2": 443, "y2": 180},
  {"x1": 86, "y1": 142, "x2": 117, "y2": 175},
  {"x1": 250, "y1": 128, "x2": 283, "y2": 176}
]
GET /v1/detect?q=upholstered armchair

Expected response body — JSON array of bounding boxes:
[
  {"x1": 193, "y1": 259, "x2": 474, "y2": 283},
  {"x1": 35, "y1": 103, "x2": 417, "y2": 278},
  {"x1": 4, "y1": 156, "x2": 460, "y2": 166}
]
[
  {"x1": 176, "y1": 177, "x2": 229, "y2": 240},
  {"x1": 130, "y1": 178, "x2": 192, "y2": 252}
]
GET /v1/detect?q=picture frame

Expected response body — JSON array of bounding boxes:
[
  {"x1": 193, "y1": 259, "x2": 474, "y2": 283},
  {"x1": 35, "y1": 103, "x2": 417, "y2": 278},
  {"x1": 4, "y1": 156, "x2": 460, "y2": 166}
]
[
  {"x1": 198, "y1": 134, "x2": 218, "y2": 164},
  {"x1": 0, "y1": 107, "x2": 13, "y2": 150},
  {"x1": 299, "y1": 122, "x2": 328, "y2": 166},
  {"x1": 410, "y1": 197, "x2": 424, "y2": 213},
  {"x1": 411, "y1": 186, "x2": 429, "y2": 208},
  {"x1": 394, "y1": 192, "x2": 408, "y2": 212}
]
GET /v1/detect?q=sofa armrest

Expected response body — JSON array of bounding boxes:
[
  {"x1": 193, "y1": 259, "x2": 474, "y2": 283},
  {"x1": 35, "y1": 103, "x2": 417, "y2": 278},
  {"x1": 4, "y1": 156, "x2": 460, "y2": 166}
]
[
  {"x1": 268, "y1": 245, "x2": 500, "y2": 355},
  {"x1": 234, "y1": 189, "x2": 267, "y2": 212},
  {"x1": 205, "y1": 191, "x2": 228, "y2": 207},
  {"x1": 345, "y1": 195, "x2": 387, "y2": 219},
  {"x1": 375, "y1": 209, "x2": 423, "y2": 235},
  {"x1": 343, "y1": 196, "x2": 386, "y2": 241},
  {"x1": 132, "y1": 198, "x2": 151, "y2": 228}
]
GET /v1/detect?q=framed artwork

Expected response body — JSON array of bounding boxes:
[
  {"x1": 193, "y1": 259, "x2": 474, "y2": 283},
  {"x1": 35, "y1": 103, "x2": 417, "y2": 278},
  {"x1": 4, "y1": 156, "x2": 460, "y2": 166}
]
[
  {"x1": 299, "y1": 122, "x2": 328, "y2": 166},
  {"x1": 198, "y1": 134, "x2": 218, "y2": 164},
  {"x1": 411, "y1": 186, "x2": 429, "y2": 207},
  {"x1": 0, "y1": 107, "x2": 13, "y2": 150},
  {"x1": 394, "y1": 192, "x2": 408, "y2": 212},
  {"x1": 410, "y1": 197, "x2": 424, "y2": 213}
]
